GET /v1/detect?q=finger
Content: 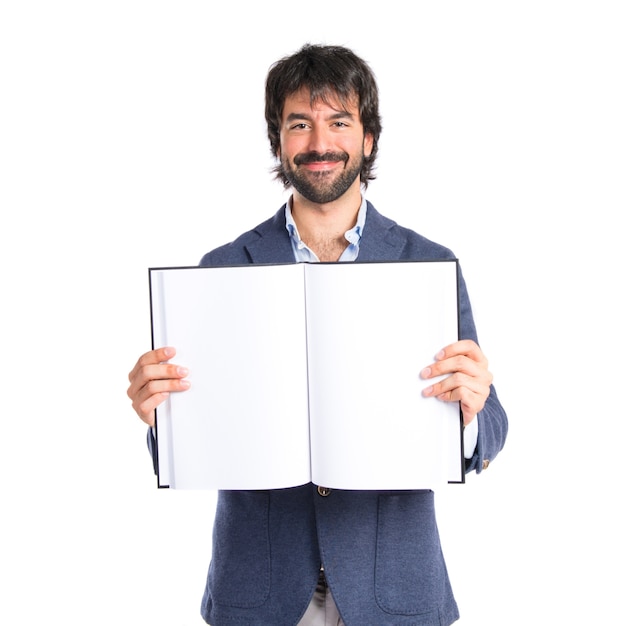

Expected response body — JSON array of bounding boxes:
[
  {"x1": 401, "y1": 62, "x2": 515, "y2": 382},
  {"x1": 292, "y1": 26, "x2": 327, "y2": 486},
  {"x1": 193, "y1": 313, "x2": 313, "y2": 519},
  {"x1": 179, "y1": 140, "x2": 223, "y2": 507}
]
[
  {"x1": 421, "y1": 354, "x2": 490, "y2": 383},
  {"x1": 127, "y1": 363, "x2": 189, "y2": 404},
  {"x1": 127, "y1": 346, "x2": 189, "y2": 426},
  {"x1": 454, "y1": 387, "x2": 485, "y2": 425},
  {"x1": 431, "y1": 388, "x2": 483, "y2": 426},
  {"x1": 425, "y1": 374, "x2": 490, "y2": 421},
  {"x1": 131, "y1": 377, "x2": 191, "y2": 426},
  {"x1": 128, "y1": 370, "x2": 190, "y2": 400},
  {"x1": 450, "y1": 388, "x2": 482, "y2": 426},
  {"x1": 423, "y1": 371, "x2": 475, "y2": 396},
  {"x1": 437, "y1": 340, "x2": 487, "y2": 365},
  {"x1": 423, "y1": 370, "x2": 490, "y2": 403},
  {"x1": 128, "y1": 346, "x2": 176, "y2": 382}
]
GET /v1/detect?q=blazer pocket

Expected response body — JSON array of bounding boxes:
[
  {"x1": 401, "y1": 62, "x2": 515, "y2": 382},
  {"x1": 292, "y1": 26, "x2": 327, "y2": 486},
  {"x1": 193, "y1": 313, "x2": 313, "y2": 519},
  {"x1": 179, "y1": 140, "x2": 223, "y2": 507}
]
[
  {"x1": 375, "y1": 491, "x2": 445, "y2": 616},
  {"x1": 208, "y1": 491, "x2": 271, "y2": 608}
]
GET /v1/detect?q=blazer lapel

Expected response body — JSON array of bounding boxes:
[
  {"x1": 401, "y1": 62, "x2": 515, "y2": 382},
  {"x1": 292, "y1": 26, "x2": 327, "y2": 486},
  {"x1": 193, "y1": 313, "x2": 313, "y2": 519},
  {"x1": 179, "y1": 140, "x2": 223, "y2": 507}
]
[
  {"x1": 243, "y1": 206, "x2": 296, "y2": 264},
  {"x1": 357, "y1": 202, "x2": 408, "y2": 262},
  {"x1": 241, "y1": 202, "x2": 409, "y2": 264}
]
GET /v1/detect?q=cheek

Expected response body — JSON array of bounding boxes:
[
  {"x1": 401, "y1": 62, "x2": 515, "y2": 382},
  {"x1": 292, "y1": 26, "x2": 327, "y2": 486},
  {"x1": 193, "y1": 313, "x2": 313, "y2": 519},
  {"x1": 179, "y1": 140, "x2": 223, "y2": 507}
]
[{"x1": 280, "y1": 137, "x2": 303, "y2": 161}]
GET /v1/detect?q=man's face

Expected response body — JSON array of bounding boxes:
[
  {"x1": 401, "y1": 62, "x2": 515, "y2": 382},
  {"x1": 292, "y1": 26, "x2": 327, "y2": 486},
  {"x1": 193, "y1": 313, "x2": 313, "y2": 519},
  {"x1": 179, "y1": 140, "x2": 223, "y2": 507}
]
[{"x1": 278, "y1": 89, "x2": 373, "y2": 204}]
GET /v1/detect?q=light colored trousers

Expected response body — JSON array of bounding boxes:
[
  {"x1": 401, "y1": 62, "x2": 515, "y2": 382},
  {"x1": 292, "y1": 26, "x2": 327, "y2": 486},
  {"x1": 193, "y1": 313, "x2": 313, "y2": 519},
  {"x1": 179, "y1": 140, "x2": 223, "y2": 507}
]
[{"x1": 297, "y1": 570, "x2": 344, "y2": 626}]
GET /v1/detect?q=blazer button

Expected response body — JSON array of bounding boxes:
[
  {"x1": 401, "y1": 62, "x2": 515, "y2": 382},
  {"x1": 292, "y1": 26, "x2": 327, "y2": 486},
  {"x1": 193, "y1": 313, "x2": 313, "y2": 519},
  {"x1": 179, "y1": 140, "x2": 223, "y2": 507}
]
[
  {"x1": 317, "y1": 486, "x2": 332, "y2": 497},
  {"x1": 482, "y1": 459, "x2": 490, "y2": 470}
]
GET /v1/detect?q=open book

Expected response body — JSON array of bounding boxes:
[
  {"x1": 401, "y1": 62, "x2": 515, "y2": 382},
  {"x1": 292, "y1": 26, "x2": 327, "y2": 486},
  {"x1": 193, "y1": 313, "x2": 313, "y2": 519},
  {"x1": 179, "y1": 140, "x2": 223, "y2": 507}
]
[{"x1": 150, "y1": 260, "x2": 463, "y2": 490}]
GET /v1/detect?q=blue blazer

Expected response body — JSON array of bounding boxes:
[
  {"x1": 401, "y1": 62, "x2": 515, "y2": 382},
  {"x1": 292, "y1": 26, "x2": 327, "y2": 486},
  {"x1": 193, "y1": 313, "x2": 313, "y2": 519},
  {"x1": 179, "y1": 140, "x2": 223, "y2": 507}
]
[{"x1": 160, "y1": 203, "x2": 508, "y2": 625}]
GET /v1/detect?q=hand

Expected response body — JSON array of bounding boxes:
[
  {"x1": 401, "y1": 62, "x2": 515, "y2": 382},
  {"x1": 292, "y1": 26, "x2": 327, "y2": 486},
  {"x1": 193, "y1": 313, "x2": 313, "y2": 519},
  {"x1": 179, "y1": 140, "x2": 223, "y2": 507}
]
[
  {"x1": 127, "y1": 347, "x2": 190, "y2": 427},
  {"x1": 420, "y1": 339, "x2": 493, "y2": 426}
]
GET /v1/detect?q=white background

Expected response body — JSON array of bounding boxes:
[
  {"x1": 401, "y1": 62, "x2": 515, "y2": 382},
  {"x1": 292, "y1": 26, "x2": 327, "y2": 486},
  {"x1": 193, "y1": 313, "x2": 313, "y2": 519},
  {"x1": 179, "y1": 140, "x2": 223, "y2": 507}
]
[{"x1": 1, "y1": 1, "x2": 624, "y2": 624}]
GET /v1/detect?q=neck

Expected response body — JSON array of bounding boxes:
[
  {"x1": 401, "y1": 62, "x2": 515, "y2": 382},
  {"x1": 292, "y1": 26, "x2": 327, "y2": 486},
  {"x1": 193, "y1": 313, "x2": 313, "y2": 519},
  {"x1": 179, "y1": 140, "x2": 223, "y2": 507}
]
[
  {"x1": 290, "y1": 182, "x2": 362, "y2": 243},
  {"x1": 290, "y1": 187, "x2": 362, "y2": 262}
]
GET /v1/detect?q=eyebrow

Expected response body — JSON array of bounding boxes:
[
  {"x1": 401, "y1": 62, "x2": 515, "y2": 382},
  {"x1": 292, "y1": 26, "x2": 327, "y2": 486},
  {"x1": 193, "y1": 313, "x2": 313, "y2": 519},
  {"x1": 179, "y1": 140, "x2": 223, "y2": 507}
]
[{"x1": 284, "y1": 110, "x2": 356, "y2": 124}]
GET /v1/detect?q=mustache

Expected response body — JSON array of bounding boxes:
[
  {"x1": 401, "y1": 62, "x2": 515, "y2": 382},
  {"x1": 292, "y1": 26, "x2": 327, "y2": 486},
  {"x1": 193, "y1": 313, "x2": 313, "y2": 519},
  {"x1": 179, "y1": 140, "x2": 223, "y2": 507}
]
[{"x1": 294, "y1": 151, "x2": 349, "y2": 165}]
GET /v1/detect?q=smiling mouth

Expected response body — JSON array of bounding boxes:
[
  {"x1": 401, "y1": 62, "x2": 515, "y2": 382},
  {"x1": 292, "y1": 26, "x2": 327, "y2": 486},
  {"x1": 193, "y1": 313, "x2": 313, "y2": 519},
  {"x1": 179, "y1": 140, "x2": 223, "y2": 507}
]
[{"x1": 301, "y1": 161, "x2": 341, "y2": 173}]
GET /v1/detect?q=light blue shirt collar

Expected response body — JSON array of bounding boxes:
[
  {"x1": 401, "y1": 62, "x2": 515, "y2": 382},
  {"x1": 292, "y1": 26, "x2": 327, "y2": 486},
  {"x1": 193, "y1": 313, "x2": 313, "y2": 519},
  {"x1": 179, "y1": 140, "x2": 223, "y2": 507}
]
[{"x1": 285, "y1": 196, "x2": 367, "y2": 263}]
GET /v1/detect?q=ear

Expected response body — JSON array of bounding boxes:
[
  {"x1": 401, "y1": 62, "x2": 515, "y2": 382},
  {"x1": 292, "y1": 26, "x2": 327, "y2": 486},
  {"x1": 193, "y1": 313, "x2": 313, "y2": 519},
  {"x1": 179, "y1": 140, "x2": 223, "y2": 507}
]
[{"x1": 364, "y1": 132, "x2": 374, "y2": 157}]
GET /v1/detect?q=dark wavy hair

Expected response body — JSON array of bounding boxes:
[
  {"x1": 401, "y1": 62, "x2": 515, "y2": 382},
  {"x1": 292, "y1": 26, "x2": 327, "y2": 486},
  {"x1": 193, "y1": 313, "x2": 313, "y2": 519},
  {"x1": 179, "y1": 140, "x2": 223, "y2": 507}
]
[{"x1": 265, "y1": 44, "x2": 382, "y2": 189}]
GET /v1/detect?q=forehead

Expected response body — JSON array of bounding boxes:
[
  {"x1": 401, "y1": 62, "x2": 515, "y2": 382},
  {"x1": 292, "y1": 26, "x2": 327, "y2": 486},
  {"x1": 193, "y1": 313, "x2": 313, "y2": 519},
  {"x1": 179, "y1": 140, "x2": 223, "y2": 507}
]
[{"x1": 282, "y1": 88, "x2": 360, "y2": 118}]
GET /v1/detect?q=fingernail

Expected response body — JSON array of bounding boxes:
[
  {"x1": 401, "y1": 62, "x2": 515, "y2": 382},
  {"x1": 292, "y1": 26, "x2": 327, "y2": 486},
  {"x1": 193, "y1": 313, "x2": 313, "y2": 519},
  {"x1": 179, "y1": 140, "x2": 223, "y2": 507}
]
[
  {"x1": 422, "y1": 386, "x2": 433, "y2": 397},
  {"x1": 177, "y1": 367, "x2": 189, "y2": 376},
  {"x1": 436, "y1": 350, "x2": 445, "y2": 360},
  {"x1": 180, "y1": 380, "x2": 190, "y2": 389},
  {"x1": 420, "y1": 367, "x2": 431, "y2": 379}
]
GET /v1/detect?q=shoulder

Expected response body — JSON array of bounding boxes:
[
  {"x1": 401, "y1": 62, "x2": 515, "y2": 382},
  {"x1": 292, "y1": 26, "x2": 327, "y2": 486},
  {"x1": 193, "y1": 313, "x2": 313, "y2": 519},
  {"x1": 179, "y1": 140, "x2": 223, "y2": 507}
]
[
  {"x1": 361, "y1": 202, "x2": 457, "y2": 261},
  {"x1": 199, "y1": 206, "x2": 290, "y2": 266}
]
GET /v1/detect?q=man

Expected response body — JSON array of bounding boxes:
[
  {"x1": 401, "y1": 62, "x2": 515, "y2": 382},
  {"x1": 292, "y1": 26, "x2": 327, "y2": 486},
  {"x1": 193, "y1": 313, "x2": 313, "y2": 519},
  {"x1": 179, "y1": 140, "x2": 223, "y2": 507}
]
[{"x1": 128, "y1": 44, "x2": 508, "y2": 626}]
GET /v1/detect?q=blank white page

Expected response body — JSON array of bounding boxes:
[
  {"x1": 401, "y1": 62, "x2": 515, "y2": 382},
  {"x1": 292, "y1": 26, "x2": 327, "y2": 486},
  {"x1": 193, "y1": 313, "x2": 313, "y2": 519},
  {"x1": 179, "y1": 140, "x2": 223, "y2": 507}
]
[
  {"x1": 304, "y1": 261, "x2": 461, "y2": 489},
  {"x1": 151, "y1": 264, "x2": 311, "y2": 490}
]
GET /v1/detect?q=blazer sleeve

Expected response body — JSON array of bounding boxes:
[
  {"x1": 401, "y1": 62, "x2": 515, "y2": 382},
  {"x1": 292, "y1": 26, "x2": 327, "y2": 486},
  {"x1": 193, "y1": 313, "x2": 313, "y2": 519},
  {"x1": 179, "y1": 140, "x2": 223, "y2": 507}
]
[
  {"x1": 466, "y1": 385, "x2": 508, "y2": 474},
  {"x1": 147, "y1": 428, "x2": 158, "y2": 475},
  {"x1": 457, "y1": 265, "x2": 509, "y2": 474}
]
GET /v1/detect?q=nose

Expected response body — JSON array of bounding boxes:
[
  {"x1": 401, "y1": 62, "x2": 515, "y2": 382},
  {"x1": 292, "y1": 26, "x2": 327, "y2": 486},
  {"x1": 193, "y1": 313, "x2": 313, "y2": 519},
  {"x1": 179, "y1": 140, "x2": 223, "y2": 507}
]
[{"x1": 306, "y1": 125, "x2": 333, "y2": 154}]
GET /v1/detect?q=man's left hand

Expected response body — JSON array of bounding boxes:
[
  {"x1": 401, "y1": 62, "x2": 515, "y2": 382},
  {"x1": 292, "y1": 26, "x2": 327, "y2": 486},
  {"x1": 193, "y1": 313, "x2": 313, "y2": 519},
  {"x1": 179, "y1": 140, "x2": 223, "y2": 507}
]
[{"x1": 420, "y1": 339, "x2": 493, "y2": 426}]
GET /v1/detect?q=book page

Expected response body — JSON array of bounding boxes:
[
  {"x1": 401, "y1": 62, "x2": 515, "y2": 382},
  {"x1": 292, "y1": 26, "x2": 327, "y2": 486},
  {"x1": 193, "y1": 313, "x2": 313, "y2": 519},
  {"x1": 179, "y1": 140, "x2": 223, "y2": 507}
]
[
  {"x1": 304, "y1": 261, "x2": 461, "y2": 490},
  {"x1": 151, "y1": 264, "x2": 311, "y2": 489}
]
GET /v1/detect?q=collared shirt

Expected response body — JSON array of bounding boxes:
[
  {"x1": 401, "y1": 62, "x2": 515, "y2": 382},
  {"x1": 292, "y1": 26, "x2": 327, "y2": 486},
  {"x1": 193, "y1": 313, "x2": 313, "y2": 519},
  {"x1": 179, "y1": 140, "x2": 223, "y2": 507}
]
[
  {"x1": 284, "y1": 195, "x2": 478, "y2": 459},
  {"x1": 285, "y1": 196, "x2": 367, "y2": 263}
]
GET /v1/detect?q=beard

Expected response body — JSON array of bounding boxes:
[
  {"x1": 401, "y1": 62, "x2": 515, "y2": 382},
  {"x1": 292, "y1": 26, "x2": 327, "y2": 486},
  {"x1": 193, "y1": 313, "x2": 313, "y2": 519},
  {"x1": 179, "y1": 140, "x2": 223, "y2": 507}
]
[{"x1": 281, "y1": 150, "x2": 364, "y2": 204}]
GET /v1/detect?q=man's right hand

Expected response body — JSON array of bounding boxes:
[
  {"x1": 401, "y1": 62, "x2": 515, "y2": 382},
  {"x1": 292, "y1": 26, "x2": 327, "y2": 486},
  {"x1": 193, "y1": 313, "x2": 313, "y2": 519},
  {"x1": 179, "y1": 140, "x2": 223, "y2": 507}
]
[{"x1": 127, "y1": 347, "x2": 190, "y2": 427}]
